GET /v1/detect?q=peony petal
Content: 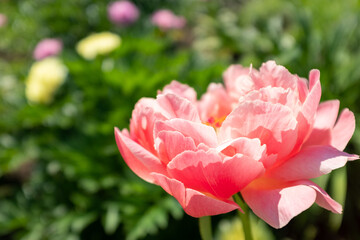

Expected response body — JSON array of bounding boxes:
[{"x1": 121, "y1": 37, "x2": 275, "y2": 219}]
[
  {"x1": 257, "y1": 61, "x2": 298, "y2": 90},
  {"x1": 114, "y1": 127, "x2": 166, "y2": 183},
  {"x1": 197, "y1": 83, "x2": 234, "y2": 123},
  {"x1": 302, "y1": 128, "x2": 332, "y2": 147},
  {"x1": 300, "y1": 69, "x2": 321, "y2": 125},
  {"x1": 216, "y1": 137, "x2": 266, "y2": 160},
  {"x1": 300, "y1": 180, "x2": 342, "y2": 214},
  {"x1": 167, "y1": 150, "x2": 265, "y2": 199},
  {"x1": 239, "y1": 86, "x2": 301, "y2": 113},
  {"x1": 154, "y1": 119, "x2": 218, "y2": 148},
  {"x1": 267, "y1": 145, "x2": 358, "y2": 181},
  {"x1": 220, "y1": 101, "x2": 297, "y2": 142},
  {"x1": 331, "y1": 109, "x2": 356, "y2": 151},
  {"x1": 161, "y1": 80, "x2": 197, "y2": 103},
  {"x1": 295, "y1": 69, "x2": 322, "y2": 149},
  {"x1": 156, "y1": 93, "x2": 201, "y2": 122},
  {"x1": 130, "y1": 98, "x2": 167, "y2": 154},
  {"x1": 154, "y1": 130, "x2": 197, "y2": 164},
  {"x1": 151, "y1": 173, "x2": 239, "y2": 217},
  {"x1": 219, "y1": 100, "x2": 297, "y2": 161},
  {"x1": 313, "y1": 100, "x2": 340, "y2": 129},
  {"x1": 296, "y1": 77, "x2": 309, "y2": 103},
  {"x1": 241, "y1": 180, "x2": 317, "y2": 228}
]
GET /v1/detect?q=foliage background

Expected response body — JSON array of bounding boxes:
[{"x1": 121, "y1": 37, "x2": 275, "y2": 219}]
[{"x1": 1, "y1": 0, "x2": 360, "y2": 239}]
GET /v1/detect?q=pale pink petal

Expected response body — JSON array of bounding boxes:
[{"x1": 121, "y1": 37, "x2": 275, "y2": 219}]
[
  {"x1": 296, "y1": 77, "x2": 309, "y2": 103},
  {"x1": 241, "y1": 181, "x2": 317, "y2": 228},
  {"x1": 223, "y1": 65, "x2": 257, "y2": 99},
  {"x1": 239, "y1": 86, "x2": 301, "y2": 113},
  {"x1": 267, "y1": 145, "x2": 358, "y2": 181},
  {"x1": 295, "y1": 70, "x2": 322, "y2": 148},
  {"x1": 197, "y1": 83, "x2": 234, "y2": 123},
  {"x1": 300, "y1": 69, "x2": 321, "y2": 125},
  {"x1": 331, "y1": 109, "x2": 356, "y2": 151},
  {"x1": 167, "y1": 150, "x2": 264, "y2": 199},
  {"x1": 313, "y1": 100, "x2": 340, "y2": 129},
  {"x1": 154, "y1": 130, "x2": 197, "y2": 164},
  {"x1": 154, "y1": 119, "x2": 218, "y2": 147},
  {"x1": 161, "y1": 80, "x2": 197, "y2": 102},
  {"x1": 216, "y1": 137, "x2": 265, "y2": 160},
  {"x1": 300, "y1": 180, "x2": 342, "y2": 213},
  {"x1": 257, "y1": 61, "x2": 298, "y2": 90},
  {"x1": 130, "y1": 98, "x2": 167, "y2": 154},
  {"x1": 303, "y1": 100, "x2": 341, "y2": 148},
  {"x1": 302, "y1": 128, "x2": 332, "y2": 147},
  {"x1": 217, "y1": 137, "x2": 277, "y2": 169},
  {"x1": 156, "y1": 93, "x2": 201, "y2": 122},
  {"x1": 114, "y1": 127, "x2": 166, "y2": 183},
  {"x1": 152, "y1": 173, "x2": 239, "y2": 217},
  {"x1": 219, "y1": 100, "x2": 298, "y2": 162}
]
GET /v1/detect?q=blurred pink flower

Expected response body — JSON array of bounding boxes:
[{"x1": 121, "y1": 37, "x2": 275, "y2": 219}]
[
  {"x1": 115, "y1": 61, "x2": 358, "y2": 228},
  {"x1": 0, "y1": 14, "x2": 7, "y2": 28},
  {"x1": 151, "y1": 9, "x2": 186, "y2": 30},
  {"x1": 33, "y1": 38, "x2": 63, "y2": 60},
  {"x1": 108, "y1": 1, "x2": 139, "y2": 25}
]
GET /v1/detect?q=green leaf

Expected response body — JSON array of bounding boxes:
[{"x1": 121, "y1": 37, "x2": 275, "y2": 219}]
[{"x1": 102, "y1": 203, "x2": 121, "y2": 235}]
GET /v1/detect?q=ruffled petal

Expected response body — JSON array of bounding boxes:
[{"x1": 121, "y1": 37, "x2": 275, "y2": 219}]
[
  {"x1": 223, "y1": 64, "x2": 260, "y2": 100},
  {"x1": 161, "y1": 80, "x2": 197, "y2": 103},
  {"x1": 130, "y1": 98, "x2": 167, "y2": 154},
  {"x1": 219, "y1": 100, "x2": 298, "y2": 162},
  {"x1": 216, "y1": 137, "x2": 266, "y2": 160},
  {"x1": 167, "y1": 150, "x2": 264, "y2": 199},
  {"x1": 152, "y1": 173, "x2": 239, "y2": 217},
  {"x1": 267, "y1": 145, "x2": 358, "y2": 181},
  {"x1": 257, "y1": 61, "x2": 298, "y2": 90},
  {"x1": 156, "y1": 93, "x2": 201, "y2": 122},
  {"x1": 114, "y1": 127, "x2": 166, "y2": 183},
  {"x1": 154, "y1": 130, "x2": 197, "y2": 164},
  {"x1": 154, "y1": 119, "x2": 218, "y2": 148},
  {"x1": 197, "y1": 83, "x2": 234, "y2": 123}
]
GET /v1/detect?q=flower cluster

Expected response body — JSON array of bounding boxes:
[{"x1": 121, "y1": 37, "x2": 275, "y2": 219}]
[
  {"x1": 115, "y1": 61, "x2": 358, "y2": 228},
  {"x1": 33, "y1": 38, "x2": 63, "y2": 60},
  {"x1": 151, "y1": 9, "x2": 186, "y2": 30},
  {"x1": 0, "y1": 13, "x2": 7, "y2": 28},
  {"x1": 76, "y1": 32, "x2": 121, "y2": 60},
  {"x1": 25, "y1": 58, "x2": 67, "y2": 104},
  {"x1": 107, "y1": 1, "x2": 186, "y2": 30}
]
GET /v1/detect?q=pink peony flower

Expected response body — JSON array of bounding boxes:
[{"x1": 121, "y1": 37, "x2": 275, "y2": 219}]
[
  {"x1": 0, "y1": 14, "x2": 7, "y2": 28},
  {"x1": 33, "y1": 38, "x2": 63, "y2": 60},
  {"x1": 151, "y1": 9, "x2": 186, "y2": 30},
  {"x1": 115, "y1": 61, "x2": 358, "y2": 228},
  {"x1": 108, "y1": 1, "x2": 139, "y2": 25}
]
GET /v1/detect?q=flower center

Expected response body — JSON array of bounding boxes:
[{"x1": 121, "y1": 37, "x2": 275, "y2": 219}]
[{"x1": 204, "y1": 116, "x2": 226, "y2": 129}]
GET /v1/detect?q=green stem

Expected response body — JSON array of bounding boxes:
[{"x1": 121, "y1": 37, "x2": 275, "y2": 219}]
[
  {"x1": 233, "y1": 193, "x2": 253, "y2": 240},
  {"x1": 199, "y1": 216, "x2": 212, "y2": 240}
]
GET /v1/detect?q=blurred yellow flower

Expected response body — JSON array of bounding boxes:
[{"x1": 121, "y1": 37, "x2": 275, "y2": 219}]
[
  {"x1": 25, "y1": 57, "x2": 67, "y2": 104},
  {"x1": 218, "y1": 217, "x2": 274, "y2": 240},
  {"x1": 76, "y1": 32, "x2": 121, "y2": 60}
]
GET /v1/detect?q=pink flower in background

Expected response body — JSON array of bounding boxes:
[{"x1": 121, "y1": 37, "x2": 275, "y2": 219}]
[
  {"x1": 108, "y1": 1, "x2": 139, "y2": 25},
  {"x1": 151, "y1": 9, "x2": 186, "y2": 30},
  {"x1": 115, "y1": 61, "x2": 358, "y2": 228},
  {"x1": 33, "y1": 38, "x2": 63, "y2": 60},
  {"x1": 0, "y1": 14, "x2": 7, "y2": 28}
]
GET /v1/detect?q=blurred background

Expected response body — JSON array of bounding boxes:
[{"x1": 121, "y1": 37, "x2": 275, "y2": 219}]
[{"x1": 1, "y1": 0, "x2": 360, "y2": 239}]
